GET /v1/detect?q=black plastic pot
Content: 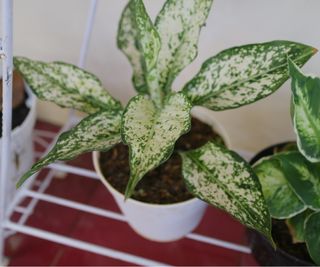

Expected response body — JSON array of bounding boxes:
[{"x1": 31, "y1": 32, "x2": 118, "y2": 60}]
[{"x1": 248, "y1": 142, "x2": 315, "y2": 266}]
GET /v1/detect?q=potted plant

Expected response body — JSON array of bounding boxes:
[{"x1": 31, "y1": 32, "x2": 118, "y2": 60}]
[
  {"x1": 14, "y1": 0, "x2": 316, "y2": 242},
  {"x1": 250, "y1": 59, "x2": 320, "y2": 265},
  {"x1": 0, "y1": 70, "x2": 36, "y2": 200}
]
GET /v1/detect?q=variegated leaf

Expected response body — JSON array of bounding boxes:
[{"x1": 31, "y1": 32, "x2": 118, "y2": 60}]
[
  {"x1": 117, "y1": 0, "x2": 160, "y2": 95},
  {"x1": 183, "y1": 41, "x2": 317, "y2": 110},
  {"x1": 288, "y1": 59, "x2": 320, "y2": 163},
  {"x1": 14, "y1": 57, "x2": 121, "y2": 114},
  {"x1": 122, "y1": 92, "x2": 192, "y2": 198},
  {"x1": 305, "y1": 211, "x2": 320, "y2": 265},
  {"x1": 180, "y1": 142, "x2": 272, "y2": 240},
  {"x1": 147, "y1": 0, "x2": 213, "y2": 103},
  {"x1": 277, "y1": 151, "x2": 320, "y2": 211},
  {"x1": 287, "y1": 210, "x2": 314, "y2": 243},
  {"x1": 134, "y1": 0, "x2": 160, "y2": 72},
  {"x1": 117, "y1": 1, "x2": 147, "y2": 93},
  {"x1": 17, "y1": 110, "x2": 122, "y2": 187},
  {"x1": 254, "y1": 155, "x2": 306, "y2": 219}
]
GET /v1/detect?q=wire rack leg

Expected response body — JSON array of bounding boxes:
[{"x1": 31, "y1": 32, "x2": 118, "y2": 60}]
[
  {"x1": 0, "y1": 0, "x2": 13, "y2": 264},
  {"x1": 68, "y1": 0, "x2": 98, "y2": 125}
]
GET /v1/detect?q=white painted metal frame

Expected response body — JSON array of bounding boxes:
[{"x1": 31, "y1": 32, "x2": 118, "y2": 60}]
[{"x1": 0, "y1": 0, "x2": 251, "y2": 265}]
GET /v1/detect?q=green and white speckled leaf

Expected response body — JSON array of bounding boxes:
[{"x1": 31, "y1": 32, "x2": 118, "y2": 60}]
[
  {"x1": 183, "y1": 41, "x2": 317, "y2": 110},
  {"x1": 147, "y1": 0, "x2": 213, "y2": 101},
  {"x1": 122, "y1": 92, "x2": 192, "y2": 198},
  {"x1": 14, "y1": 57, "x2": 121, "y2": 114},
  {"x1": 305, "y1": 211, "x2": 320, "y2": 265},
  {"x1": 17, "y1": 111, "x2": 122, "y2": 187},
  {"x1": 254, "y1": 155, "x2": 306, "y2": 219},
  {"x1": 180, "y1": 142, "x2": 272, "y2": 240},
  {"x1": 289, "y1": 59, "x2": 320, "y2": 163},
  {"x1": 287, "y1": 210, "x2": 314, "y2": 243},
  {"x1": 134, "y1": 0, "x2": 160, "y2": 72},
  {"x1": 117, "y1": 0, "x2": 160, "y2": 95},
  {"x1": 117, "y1": 1, "x2": 147, "y2": 93},
  {"x1": 277, "y1": 151, "x2": 320, "y2": 211}
]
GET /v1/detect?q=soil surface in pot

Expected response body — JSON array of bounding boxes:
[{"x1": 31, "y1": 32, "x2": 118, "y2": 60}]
[
  {"x1": 99, "y1": 117, "x2": 224, "y2": 204},
  {"x1": 272, "y1": 219, "x2": 313, "y2": 264},
  {"x1": 0, "y1": 72, "x2": 30, "y2": 137}
]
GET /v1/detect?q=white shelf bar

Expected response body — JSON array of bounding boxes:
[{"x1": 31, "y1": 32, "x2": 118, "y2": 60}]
[
  {"x1": 0, "y1": 0, "x2": 13, "y2": 264},
  {"x1": 49, "y1": 163, "x2": 99, "y2": 179},
  {"x1": 20, "y1": 189, "x2": 251, "y2": 254},
  {"x1": 187, "y1": 233, "x2": 251, "y2": 254},
  {"x1": 78, "y1": 0, "x2": 97, "y2": 68},
  {"x1": 4, "y1": 221, "x2": 170, "y2": 267},
  {"x1": 23, "y1": 190, "x2": 126, "y2": 222}
]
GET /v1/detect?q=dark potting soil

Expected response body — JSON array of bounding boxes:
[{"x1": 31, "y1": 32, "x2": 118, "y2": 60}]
[
  {"x1": 0, "y1": 92, "x2": 30, "y2": 138},
  {"x1": 99, "y1": 117, "x2": 224, "y2": 204},
  {"x1": 272, "y1": 219, "x2": 313, "y2": 264}
]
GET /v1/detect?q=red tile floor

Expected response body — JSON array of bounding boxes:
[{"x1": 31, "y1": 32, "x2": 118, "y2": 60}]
[{"x1": 4, "y1": 120, "x2": 259, "y2": 266}]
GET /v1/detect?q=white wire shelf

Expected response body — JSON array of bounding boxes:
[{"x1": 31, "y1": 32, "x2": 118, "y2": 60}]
[{"x1": 0, "y1": 0, "x2": 253, "y2": 265}]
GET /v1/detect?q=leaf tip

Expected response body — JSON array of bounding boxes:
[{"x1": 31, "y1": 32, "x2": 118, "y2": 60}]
[
  {"x1": 16, "y1": 175, "x2": 26, "y2": 189},
  {"x1": 312, "y1": 47, "x2": 318, "y2": 55},
  {"x1": 124, "y1": 183, "x2": 134, "y2": 200}
]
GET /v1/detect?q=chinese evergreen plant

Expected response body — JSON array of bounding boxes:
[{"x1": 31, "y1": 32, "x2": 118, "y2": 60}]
[
  {"x1": 14, "y1": 0, "x2": 316, "y2": 243},
  {"x1": 254, "y1": 59, "x2": 320, "y2": 265}
]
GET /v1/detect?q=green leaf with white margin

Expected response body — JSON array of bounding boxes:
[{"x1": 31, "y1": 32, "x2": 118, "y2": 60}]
[
  {"x1": 253, "y1": 155, "x2": 306, "y2": 219},
  {"x1": 287, "y1": 209, "x2": 314, "y2": 243},
  {"x1": 14, "y1": 56, "x2": 121, "y2": 114},
  {"x1": 305, "y1": 211, "x2": 320, "y2": 265},
  {"x1": 147, "y1": 0, "x2": 213, "y2": 101},
  {"x1": 17, "y1": 110, "x2": 122, "y2": 187},
  {"x1": 288, "y1": 59, "x2": 320, "y2": 163},
  {"x1": 117, "y1": 0, "x2": 160, "y2": 95},
  {"x1": 183, "y1": 41, "x2": 317, "y2": 110},
  {"x1": 180, "y1": 141, "x2": 272, "y2": 241},
  {"x1": 277, "y1": 151, "x2": 320, "y2": 211},
  {"x1": 122, "y1": 92, "x2": 192, "y2": 198}
]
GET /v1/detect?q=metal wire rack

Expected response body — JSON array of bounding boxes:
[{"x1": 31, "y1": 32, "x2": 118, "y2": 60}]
[{"x1": 0, "y1": 1, "x2": 253, "y2": 265}]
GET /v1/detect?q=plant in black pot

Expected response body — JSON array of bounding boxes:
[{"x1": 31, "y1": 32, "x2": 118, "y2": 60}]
[
  {"x1": 250, "y1": 59, "x2": 320, "y2": 266},
  {"x1": 13, "y1": 0, "x2": 316, "y2": 242}
]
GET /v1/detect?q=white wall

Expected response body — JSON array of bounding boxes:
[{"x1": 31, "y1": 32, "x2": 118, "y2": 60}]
[{"x1": 4, "y1": 0, "x2": 320, "y2": 153}]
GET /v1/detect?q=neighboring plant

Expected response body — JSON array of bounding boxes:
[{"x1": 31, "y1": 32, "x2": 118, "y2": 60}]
[
  {"x1": 254, "y1": 59, "x2": 320, "y2": 265},
  {"x1": 14, "y1": 0, "x2": 316, "y2": 242}
]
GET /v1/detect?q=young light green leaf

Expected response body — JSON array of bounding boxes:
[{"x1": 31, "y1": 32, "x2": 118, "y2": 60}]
[
  {"x1": 287, "y1": 210, "x2": 314, "y2": 243},
  {"x1": 148, "y1": 0, "x2": 213, "y2": 100},
  {"x1": 134, "y1": 0, "x2": 160, "y2": 72},
  {"x1": 305, "y1": 211, "x2": 320, "y2": 265},
  {"x1": 117, "y1": 1, "x2": 147, "y2": 93},
  {"x1": 180, "y1": 142, "x2": 272, "y2": 241},
  {"x1": 278, "y1": 151, "x2": 320, "y2": 210},
  {"x1": 254, "y1": 156, "x2": 306, "y2": 219},
  {"x1": 117, "y1": 0, "x2": 160, "y2": 95},
  {"x1": 288, "y1": 59, "x2": 320, "y2": 163},
  {"x1": 183, "y1": 41, "x2": 317, "y2": 110},
  {"x1": 122, "y1": 92, "x2": 192, "y2": 198},
  {"x1": 17, "y1": 110, "x2": 122, "y2": 187},
  {"x1": 14, "y1": 56, "x2": 121, "y2": 114}
]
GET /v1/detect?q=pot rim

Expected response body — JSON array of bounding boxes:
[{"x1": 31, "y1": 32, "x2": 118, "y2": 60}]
[{"x1": 93, "y1": 107, "x2": 231, "y2": 208}]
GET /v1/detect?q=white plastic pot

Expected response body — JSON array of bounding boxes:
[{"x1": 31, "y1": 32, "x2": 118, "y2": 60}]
[
  {"x1": 93, "y1": 106, "x2": 230, "y2": 242},
  {"x1": 0, "y1": 83, "x2": 36, "y2": 200}
]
